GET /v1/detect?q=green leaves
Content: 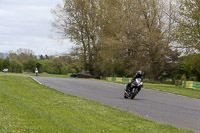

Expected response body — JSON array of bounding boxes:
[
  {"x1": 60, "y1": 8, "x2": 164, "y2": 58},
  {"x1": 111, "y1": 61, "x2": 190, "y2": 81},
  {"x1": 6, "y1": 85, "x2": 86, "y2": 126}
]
[{"x1": 176, "y1": 0, "x2": 200, "y2": 52}]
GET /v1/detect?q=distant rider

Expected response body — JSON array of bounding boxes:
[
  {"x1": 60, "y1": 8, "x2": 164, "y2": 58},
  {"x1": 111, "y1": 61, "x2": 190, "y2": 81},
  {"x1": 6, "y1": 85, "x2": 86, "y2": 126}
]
[
  {"x1": 125, "y1": 70, "x2": 143, "y2": 92},
  {"x1": 35, "y1": 68, "x2": 38, "y2": 76}
]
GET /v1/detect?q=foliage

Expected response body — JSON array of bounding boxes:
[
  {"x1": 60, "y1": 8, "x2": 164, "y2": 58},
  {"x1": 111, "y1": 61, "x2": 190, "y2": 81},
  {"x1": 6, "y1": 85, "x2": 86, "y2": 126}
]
[
  {"x1": 38, "y1": 60, "x2": 60, "y2": 74},
  {"x1": 9, "y1": 48, "x2": 36, "y2": 62},
  {"x1": 112, "y1": 62, "x2": 125, "y2": 77},
  {"x1": 3, "y1": 57, "x2": 11, "y2": 70},
  {"x1": 23, "y1": 59, "x2": 37, "y2": 73},
  {"x1": 0, "y1": 58, "x2": 3, "y2": 71},
  {"x1": 52, "y1": 0, "x2": 180, "y2": 80},
  {"x1": 61, "y1": 63, "x2": 80, "y2": 74},
  {"x1": 10, "y1": 60, "x2": 23, "y2": 73},
  {"x1": 175, "y1": 0, "x2": 200, "y2": 52},
  {"x1": 176, "y1": 54, "x2": 200, "y2": 81},
  {"x1": 0, "y1": 49, "x2": 81, "y2": 74}
]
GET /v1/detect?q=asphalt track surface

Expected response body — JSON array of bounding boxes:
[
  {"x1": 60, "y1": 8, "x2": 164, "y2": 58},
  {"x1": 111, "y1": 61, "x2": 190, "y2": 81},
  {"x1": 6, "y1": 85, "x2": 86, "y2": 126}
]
[{"x1": 32, "y1": 76, "x2": 200, "y2": 133}]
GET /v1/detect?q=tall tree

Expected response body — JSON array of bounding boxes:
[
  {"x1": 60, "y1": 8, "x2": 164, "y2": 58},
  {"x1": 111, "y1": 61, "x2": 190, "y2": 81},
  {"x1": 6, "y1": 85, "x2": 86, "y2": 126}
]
[
  {"x1": 176, "y1": 0, "x2": 200, "y2": 52},
  {"x1": 3, "y1": 57, "x2": 11, "y2": 70},
  {"x1": 52, "y1": 0, "x2": 179, "y2": 80},
  {"x1": 52, "y1": 0, "x2": 101, "y2": 74},
  {"x1": 16, "y1": 48, "x2": 36, "y2": 63}
]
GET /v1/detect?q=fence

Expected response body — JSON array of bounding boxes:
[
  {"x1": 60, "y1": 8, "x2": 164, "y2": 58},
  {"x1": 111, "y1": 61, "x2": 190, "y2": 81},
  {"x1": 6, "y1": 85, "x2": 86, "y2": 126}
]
[
  {"x1": 106, "y1": 77, "x2": 132, "y2": 83},
  {"x1": 182, "y1": 81, "x2": 200, "y2": 90}
]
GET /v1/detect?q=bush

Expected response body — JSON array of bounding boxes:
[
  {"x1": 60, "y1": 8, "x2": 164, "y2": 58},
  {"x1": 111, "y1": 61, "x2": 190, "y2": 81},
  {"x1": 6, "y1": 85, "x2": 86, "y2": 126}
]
[
  {"x1": 38, "y1": 60, "x2": 60, "y2": 74},
  {"x1": 112, "y1": 62, "x2": 125, "y2": 77},
  {"x1": 11, "y1": 60, "x2": 23, "y2": 73},
  {"x1": 177, "y1": 54, "x2": 200, "y2": 81},
  {"x1": 60, "y1": 63, "x2": 78, "y2": 74},
  {"x1": 23, "y1": 59, "x2": 37, "y2": 72}
]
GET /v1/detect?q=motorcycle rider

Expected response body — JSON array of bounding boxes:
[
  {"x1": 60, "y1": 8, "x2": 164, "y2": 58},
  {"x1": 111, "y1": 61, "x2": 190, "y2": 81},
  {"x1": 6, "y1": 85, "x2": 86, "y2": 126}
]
[
  {"x1": 35, "y1": 68, "x2": 38, "y2": 76},
  {"x1": 125, "y1": 70, "x2": 143, "y2": 93}
]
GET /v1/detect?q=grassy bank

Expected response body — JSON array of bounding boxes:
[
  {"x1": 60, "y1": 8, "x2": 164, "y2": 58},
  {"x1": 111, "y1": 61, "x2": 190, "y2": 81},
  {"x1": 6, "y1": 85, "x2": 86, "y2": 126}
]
[
  {"x1": 143, "y1": 83, "x2": 200, "y2": 99},
  {"x1": 0, "y1": 75, "x2": 191, "y2": 133}
]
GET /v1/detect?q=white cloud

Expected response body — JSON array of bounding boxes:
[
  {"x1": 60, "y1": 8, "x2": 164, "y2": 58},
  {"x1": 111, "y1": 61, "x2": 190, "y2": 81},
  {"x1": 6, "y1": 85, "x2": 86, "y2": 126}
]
[
  {"x1": 0, "y1": 9, "x2": 14, "y2": 16},
  {"x1": 0, "y1": 34, "x2": 73, "y2": 55},
  {"x1": 0, "y1": 0, "x2": 73, "y2": 55}
]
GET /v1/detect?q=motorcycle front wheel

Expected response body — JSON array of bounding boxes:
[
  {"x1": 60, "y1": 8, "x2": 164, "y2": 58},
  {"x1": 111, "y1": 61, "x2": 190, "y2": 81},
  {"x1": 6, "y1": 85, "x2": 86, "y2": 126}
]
[
  {"x1": 124, "y1": 90, "x2": 128, "y2": 98},
  {"x1": 131, "y1": 88, "x2": 138, "y2": 99}
]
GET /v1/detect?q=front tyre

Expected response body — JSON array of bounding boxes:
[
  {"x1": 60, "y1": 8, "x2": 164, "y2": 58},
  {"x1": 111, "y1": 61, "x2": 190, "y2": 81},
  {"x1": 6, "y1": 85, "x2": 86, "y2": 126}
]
[
  {"x1": 130, "y1": 93, "x2": 136, "y2": 99},
  {"x1": 131, "y1": 88, "x2": 138, "y2": 99},
  {"x1": 124, "y1": 91, "x2": 128, "y2": 98}
]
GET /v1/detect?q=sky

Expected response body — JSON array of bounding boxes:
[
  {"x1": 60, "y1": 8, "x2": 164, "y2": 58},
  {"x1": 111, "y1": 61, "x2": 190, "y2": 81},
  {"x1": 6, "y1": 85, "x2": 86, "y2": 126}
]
[{"x1": 0, "y1": 0, "x2": 74, "y2": 56}]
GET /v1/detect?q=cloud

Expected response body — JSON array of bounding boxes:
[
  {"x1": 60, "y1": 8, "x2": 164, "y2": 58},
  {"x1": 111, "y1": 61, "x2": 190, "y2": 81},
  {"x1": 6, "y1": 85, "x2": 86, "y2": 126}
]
[
  {"x1": 0, "y1": 9, "x2": 14, "y2": 16},
  {"x1": 0, "y1": 34, "x2": 73, "y2": 55},
  {"x1": 0, "y1": 0, "x2": 72, "y2": 55}
]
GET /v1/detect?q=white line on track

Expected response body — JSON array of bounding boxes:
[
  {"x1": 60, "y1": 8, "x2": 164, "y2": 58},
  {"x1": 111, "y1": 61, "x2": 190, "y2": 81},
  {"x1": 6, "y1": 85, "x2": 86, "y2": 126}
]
[{"x1": 31, "y1": 77, "x2": 42, "y2": 85}]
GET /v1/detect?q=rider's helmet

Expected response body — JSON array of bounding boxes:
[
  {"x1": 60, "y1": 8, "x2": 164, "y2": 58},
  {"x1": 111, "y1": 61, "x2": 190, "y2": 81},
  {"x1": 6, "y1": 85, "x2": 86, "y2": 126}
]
[{"x1": 137, "y1": 70, "x2": 142, "y2": 76}]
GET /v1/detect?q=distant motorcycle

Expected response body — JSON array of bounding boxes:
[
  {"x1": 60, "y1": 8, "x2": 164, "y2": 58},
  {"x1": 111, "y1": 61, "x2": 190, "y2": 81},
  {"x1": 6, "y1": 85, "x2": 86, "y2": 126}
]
[
  {"x1": 124, "y1": 78, "x2": 143, "y2": 99},
  {"x1": 35, "y1": 69, "x2": 38, "y2": 76}
]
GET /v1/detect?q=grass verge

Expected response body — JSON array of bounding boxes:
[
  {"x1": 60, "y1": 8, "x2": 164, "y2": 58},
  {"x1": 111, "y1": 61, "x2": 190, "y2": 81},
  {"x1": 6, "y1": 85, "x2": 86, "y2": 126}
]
[
  {"x1": 0, "y1": 72, "x2": 70, "y2": 78},
  {"x1": 143, "y1": 83, "x2": 200, "y2": 99},
  {"x1": 0, "y1": 75, "x2": 191, "y2": 133}
]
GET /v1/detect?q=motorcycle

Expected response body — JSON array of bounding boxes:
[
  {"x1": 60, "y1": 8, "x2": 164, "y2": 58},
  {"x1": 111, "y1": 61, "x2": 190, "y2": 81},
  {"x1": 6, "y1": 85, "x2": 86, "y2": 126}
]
[
  {"x1": 35, "y1": 70, "x2": 38, "y2": 76},
  {"x1": 124, "y1": 78, "x2": 143, "y2": 99}
]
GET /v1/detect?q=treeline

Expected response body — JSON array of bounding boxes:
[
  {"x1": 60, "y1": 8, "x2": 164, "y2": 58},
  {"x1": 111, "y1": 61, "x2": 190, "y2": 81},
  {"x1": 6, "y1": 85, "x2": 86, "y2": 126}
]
[
  {"x1": 0, "y1": 49, "x2": 80, "y2": 74},
  {"x1": 51, "y1": 0, "x2": 200, "y2": 81},
  {"x1": 1, "y1": 0, "x2": 199, "y2": 81}
]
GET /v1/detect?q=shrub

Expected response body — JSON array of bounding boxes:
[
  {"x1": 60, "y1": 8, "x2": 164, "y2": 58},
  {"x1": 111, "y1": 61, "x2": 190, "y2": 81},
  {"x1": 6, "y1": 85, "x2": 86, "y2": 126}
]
[{"x1": 11, "y1": 60, "x2": 23, "y2": 73}]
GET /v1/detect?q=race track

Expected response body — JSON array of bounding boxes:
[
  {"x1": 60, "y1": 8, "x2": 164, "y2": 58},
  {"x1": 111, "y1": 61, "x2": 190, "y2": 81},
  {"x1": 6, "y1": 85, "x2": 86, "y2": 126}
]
[{"x1": 32, "y1": 76, "x2": 200, "y2": 132}]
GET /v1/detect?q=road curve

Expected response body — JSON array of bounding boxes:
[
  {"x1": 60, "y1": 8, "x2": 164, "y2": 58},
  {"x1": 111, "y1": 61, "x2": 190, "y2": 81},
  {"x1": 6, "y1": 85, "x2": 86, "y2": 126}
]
[{"x1": 32, "y1": 76, "x2": 200, "y2": 132}]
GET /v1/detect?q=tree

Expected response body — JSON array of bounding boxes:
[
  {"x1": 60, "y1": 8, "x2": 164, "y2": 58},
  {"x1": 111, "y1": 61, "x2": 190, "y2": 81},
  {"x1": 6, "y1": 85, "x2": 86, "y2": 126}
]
[
  {"x1": 0, "y1": 58, "x2": 3, "y2": 71},
  {"x1": 52, "y1": 0, "x2": 180, "y2": 80},
  {"x1": 3, "y1": 57, "x2": 11, "y2": 71},
  {"x1": 11, "y1": 60, "x2": 23, "y2": 73},
  {"x1": 16, "y1": 48, "x2": 36, "y2": 62},
  {"x1": 52, "y1": 0, "x2": 104, "y2": 74},
  {"x1": 112, "y1": 62, "x2": 125, "y2": 77},
  {"x1": 38, "y1": 60, "x2": 60, "y2": 74},
  {"x1": 45, "y1": 55, "x2": 49, "y2": 60},
  {"x1": 176, "y1": 54, "x2": 200, "y2": 81},
  {"x1": 40, "y1": 55, "x2": 44, "y2": 60},
  {"x1": 23, "y1": 59, "x2": 37, "y2": 72},
  {"x1": 175, "y1": 0, "x2": 200, "y2": 52}
]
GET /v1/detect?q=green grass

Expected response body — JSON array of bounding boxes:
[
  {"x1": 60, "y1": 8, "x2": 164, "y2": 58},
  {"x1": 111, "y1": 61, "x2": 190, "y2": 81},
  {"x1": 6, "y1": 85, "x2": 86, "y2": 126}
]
[
  {"x1": 0, "y1": 75, "x2": 192, "y2": 133},
  {"x1": 143, "y1": 83, "x2": 200, "y2": 99},
  {"x1": 0, "y1": 72, "x2": 70, "y2": 78}
]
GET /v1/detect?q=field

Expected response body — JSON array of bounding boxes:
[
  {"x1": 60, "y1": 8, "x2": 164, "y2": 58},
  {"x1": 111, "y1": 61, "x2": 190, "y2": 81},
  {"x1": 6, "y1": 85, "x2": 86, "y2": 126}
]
[{"x1": 0, "y1": 74, "x2": 191, "y2": 133}]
